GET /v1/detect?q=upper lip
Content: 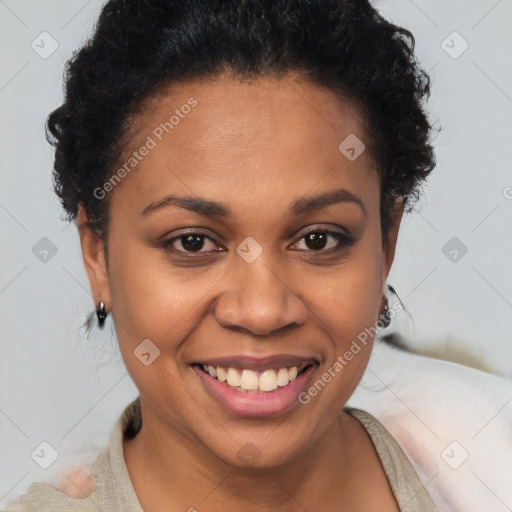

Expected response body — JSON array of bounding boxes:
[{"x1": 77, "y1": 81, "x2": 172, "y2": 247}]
[{"x1": 194, "y1": 354, "x2": 320, "y2": 371}]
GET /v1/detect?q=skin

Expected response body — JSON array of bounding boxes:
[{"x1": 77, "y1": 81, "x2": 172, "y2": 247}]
[{"x1": 78, "y1": 73, "x2": 404, "y2": 511}]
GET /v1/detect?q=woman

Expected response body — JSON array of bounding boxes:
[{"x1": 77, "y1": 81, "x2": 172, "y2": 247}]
[{"x1": 4, "y1": 0, "x2": 504, "y2": 510}]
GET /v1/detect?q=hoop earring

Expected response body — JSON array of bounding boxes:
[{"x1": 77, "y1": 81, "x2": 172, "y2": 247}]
[
  {"x1": 96, "y1": 300, "x2": 107, "y2": 328},
  {"x1": 378, "y1": 295, "x2": 391, "y2": 328}
]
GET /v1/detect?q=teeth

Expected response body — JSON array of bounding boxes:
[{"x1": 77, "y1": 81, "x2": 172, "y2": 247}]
[
  {"x1": 217, "y1": 367, "x2": 227, "y2": 382},
  {"x1": 240, "y1": 369, "x2": 259, "y2": 390},
  {"x1": 226, "y1": 368, "x2": 241, "y2": 387},
  {"x1": 200, "y1": 363, "x2": 310, "y2": 392},
  {"x1": 277, "y1": 368, "x2": 289, "y2": 387},
  {"x1": 259, "y1": 369, "x2": 278, "y2": 391}
]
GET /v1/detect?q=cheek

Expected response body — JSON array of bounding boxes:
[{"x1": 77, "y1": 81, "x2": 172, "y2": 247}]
[
  {"x1": 108, "y1": 222, "x2": 383, "y2": 366},
  {"x1": 315, "y1": 245, "x2": 383, "y2": 333},
  {"x1": 107, "y1": 240, "x2": 221, "y2": 351},
  {"x1": 301, "y1": 262, "x2": 383, "y2": 419}
]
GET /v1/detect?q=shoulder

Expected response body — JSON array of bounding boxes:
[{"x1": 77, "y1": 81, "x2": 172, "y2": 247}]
[
  {"x1": 1, "y1": 397, "x2": 143, "y2": 512},
  {"x1": 1, "y1": 481, "x2": 91, "y2": 512},
  {"x1": 345, "y1": 406, "x2": 438, "y2": 511},
  {"x1": 347, "y1": 333, "x2": 512, "y2": 512}
]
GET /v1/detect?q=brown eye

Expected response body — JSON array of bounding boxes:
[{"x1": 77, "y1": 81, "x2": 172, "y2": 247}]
[
  {"x1": 163, "y1": 233, "x2": 220, "y2": 254},
  {"x1": 292, "y1": 229, "x2": 355, "y2": 253},
  {"x1": 181, "y1": 234, "x2": 205, "y2": 252},
  {"x1": 305, "y1": 232, "x2": 328, "y2": 250}
]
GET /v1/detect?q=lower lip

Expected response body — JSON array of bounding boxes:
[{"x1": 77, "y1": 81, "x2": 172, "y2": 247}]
[{"x1": 193, "y1": 364, "x2": 318, "y2": 418}]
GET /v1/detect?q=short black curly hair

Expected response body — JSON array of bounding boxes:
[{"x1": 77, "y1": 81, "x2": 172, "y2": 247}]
[{"x1": 46, "y1": 0, "x2": 437, "y2": 253}]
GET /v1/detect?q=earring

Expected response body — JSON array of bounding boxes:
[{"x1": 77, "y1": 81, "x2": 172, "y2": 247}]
[
  {"x1": 96, "y1": 300, "x2": 107, "y2": 328},
  {"x1": 378, "y1": 295, "x2": 391, "y2": 328}
]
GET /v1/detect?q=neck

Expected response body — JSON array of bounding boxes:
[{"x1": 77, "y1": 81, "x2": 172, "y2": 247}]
[{"x1": 123, "y1": 405, "x2": 359, "y2": 511}]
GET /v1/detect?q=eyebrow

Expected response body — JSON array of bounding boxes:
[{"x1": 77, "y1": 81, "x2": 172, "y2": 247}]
[{"x1": 141, "y1": 188, "x2": 367, "y2": 218}]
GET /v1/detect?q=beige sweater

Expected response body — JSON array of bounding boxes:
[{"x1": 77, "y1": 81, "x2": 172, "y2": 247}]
[{"x1": 2, "y1": 397, "x2": 437, "y2": 511}]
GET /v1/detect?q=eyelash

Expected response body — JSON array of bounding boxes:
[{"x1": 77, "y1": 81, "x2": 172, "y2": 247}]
[{"x1": 161, "y1": 229, "x2": 355, "y2": 256}]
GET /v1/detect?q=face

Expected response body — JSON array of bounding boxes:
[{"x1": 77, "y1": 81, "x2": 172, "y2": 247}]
[{"x1": 79, "y1": 73, "x2": 403, "y2": 468}]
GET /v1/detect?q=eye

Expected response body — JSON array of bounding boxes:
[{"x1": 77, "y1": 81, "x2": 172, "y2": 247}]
[
  {"x1": 163, "y1": 232, "x2": 222, "y2": 254},
  {"x1": 291, "y1": 229, "x2": 355, "y2": 253},
  {"x1": 161, "y1": 228, "x2": 355, "y2": 256}
]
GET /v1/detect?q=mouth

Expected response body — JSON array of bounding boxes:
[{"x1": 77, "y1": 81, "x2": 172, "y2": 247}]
[
  {"x1": 191, "y1": 356, "x2": 320, "y2": 418},
  {"x1": 193, "y1": 361, "x2": 314, "y2": 393}
]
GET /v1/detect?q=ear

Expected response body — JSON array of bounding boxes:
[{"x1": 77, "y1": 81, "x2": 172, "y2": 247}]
[
  {"x1": 77, "y1": 204, "x2": 111, "y2": 309},
  {"x1": 381, "y1": 197, "x2": 404, "y2": 287}
]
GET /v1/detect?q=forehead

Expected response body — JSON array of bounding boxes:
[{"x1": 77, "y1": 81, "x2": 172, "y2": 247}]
[{"x1": 108, "y1": 74, "x2": 379, "y2": 222}]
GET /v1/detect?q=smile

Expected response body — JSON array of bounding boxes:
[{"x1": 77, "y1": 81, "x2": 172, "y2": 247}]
[
  {"x1": 192, "y1": 357, "x2": 320, "y2": 417},
  {"x1": 197, "y1": 363, "x2": 311, "y2": 393}
]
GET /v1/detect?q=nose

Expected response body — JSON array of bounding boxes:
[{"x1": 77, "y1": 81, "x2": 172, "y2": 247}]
[{"x1": 213, "y1": 256, "x2": 308, "y2": 337}]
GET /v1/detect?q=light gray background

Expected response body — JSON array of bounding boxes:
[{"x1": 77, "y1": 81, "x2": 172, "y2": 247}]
[{"x1": 1, "y1": 0, "x2": 511, "y2": 505}]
